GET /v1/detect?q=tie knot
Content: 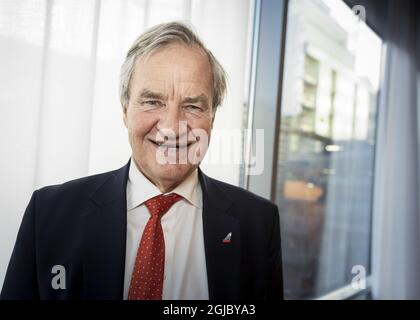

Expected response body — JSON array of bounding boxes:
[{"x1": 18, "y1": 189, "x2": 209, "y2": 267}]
[{"x1": 145, "y1": 193, "x2": 183, "y2": 218}]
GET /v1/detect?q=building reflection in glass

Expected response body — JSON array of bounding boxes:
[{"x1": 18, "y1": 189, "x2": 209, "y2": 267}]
[{"x1": 276, "y1": 0, "x2": 382, "y2": 299}]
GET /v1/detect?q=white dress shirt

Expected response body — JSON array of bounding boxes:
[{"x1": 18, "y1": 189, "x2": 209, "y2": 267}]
[{"x1": 123, "y1": 159, "x2": 209, "y2": 300}]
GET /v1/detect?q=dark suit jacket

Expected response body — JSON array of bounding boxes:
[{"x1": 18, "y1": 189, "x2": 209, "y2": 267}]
[{"x1": 1, "y1": 160, "x2": 283, "y2": 300}]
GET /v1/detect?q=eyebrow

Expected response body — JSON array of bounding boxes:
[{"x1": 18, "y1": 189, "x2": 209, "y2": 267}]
[
  {"x1": 182, "y1": 94, "x2": 209, "y2": 107},
  {"x1": 137, "y1": 89, "x2": 167, "y2": 101},
  {"x1": 137, "y1": 89, "x2": 210, "y2": 107}
]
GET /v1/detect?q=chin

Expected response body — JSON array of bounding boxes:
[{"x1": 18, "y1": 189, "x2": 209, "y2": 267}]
[{"x1": 155, "y1": 163, "x2": 194, "y2": 181}]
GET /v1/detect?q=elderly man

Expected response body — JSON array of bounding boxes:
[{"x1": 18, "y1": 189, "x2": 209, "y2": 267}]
[{"x1": 1, "y1": 22, "x2": 283, "y2": 300}]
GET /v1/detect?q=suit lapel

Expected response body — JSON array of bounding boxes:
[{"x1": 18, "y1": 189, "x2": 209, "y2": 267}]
[
  {"x1": 81, "y1": 162, "x2": 241, "y2": 300},
  {"x1": 199, "y1": 169, "x2": 241, "y2": 300},
  {"x1": 82, "y1": 161, "x2": 130, "y2": 299}
]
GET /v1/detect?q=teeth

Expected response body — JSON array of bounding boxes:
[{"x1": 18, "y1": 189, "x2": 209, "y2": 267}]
[
  {"x1": 153, "y1": 140, "x2": 192, "y2": 148},
  {"x1": 164, "y1": 144, "x2": 187, "y2": 148}
]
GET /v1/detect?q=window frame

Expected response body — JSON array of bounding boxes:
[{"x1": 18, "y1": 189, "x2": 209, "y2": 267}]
[{"x1": 244, "y1": 0, "x2": 386, "y2": 300}]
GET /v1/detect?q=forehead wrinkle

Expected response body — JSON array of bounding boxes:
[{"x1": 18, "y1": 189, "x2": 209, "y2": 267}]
[
  {"x1": 162, "y1": 77, "x2": 199, "y2": 102},
  {"x1": 139, "y1": 79, "x2": 209, "y2": 101},
  {"x1": 135, "y1": 58, "x2": 212, "y2": 104}
]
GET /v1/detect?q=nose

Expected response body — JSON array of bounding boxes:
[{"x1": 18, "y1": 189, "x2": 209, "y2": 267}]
[{"x1": 156, "y1": 105, "x2": 187, "y2": 141}]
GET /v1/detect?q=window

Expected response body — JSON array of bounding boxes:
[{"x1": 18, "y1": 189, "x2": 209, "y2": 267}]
[
  {"x1": 0, "y1": 0, "x2": 253, "y2": 288},
  {"x1": 276, "y1": 0, "x2": 383, "y2": 299}
]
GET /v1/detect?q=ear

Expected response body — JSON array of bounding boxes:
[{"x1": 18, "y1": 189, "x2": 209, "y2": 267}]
[
  {"x1": 123, "y1": 105, "x2": 128, "y2": 128},
  {"x1": 211, "y1": 109, "x2": 217, "y2": 128}
]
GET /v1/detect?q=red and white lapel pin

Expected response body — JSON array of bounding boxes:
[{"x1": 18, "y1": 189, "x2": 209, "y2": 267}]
[{"x1": 222, "y1": 232, "x2": 232, "y2": 244}]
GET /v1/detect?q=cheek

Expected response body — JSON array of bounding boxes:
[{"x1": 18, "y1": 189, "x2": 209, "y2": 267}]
[
  {"x1": 126, "y1": 111, "x2": 156, "y2": 138},
  {"x1": 190, "y1": 118, "x2": 212, "y2": 136}
]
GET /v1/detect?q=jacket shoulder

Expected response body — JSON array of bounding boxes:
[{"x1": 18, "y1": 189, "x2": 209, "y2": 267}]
[
  {"x1": 36, "y1": 169, "x2": 120, "y2": 201},
  {"x1": 32, "y1": 165, "x2": 128, "y2": 216}
]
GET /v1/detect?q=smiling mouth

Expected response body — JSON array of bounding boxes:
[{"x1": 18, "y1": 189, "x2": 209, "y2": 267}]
[{"x1": 149, "y1": 139, "x2": 195, "y2": 149}]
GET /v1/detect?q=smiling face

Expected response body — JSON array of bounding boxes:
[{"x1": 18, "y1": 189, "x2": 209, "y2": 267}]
[{"x1": 123, "y1": 43, "x2": 214, "y2": 192}]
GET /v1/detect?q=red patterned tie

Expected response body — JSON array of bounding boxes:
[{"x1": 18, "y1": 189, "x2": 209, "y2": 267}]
[{"x1": 128, "y1": 193, "x2": 183, "y2": 300}]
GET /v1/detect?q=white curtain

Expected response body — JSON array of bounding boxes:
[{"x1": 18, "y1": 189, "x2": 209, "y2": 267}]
[
  {"x1": 371, "y1": 0, "x2": 420, "y2": 299},
  {"x1": 0, "y1": 0, "x2": 252, "y2": 287}
]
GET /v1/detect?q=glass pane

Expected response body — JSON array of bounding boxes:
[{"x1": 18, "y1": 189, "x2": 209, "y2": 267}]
[{"x1": 276, "y1": 0, "x2": 383, "y2": 299}]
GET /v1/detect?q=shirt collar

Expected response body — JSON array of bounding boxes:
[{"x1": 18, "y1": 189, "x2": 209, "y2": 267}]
[{"x1": 126, "y1": 158, "x2": 201, "y2": 211}]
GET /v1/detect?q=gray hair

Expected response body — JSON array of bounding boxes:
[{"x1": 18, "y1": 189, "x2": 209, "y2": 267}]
[{"x1": 119, "y1": 21, "x2": 227, "y2": 111}]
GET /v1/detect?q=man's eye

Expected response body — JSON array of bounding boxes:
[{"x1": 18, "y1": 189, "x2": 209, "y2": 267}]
[
  {"x1": 184, "y1": 105, "x2": 202, "y2": 111},
  {"x1": 143, "y1": 100, "x2": 162, "y2": 106}
]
